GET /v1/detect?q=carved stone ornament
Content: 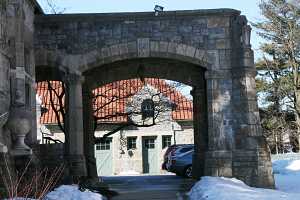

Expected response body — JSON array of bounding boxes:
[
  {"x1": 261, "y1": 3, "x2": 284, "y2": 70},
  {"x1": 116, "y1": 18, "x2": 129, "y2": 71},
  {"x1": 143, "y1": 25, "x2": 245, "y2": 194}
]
[
  {"x1": 242, "y1": 25, "x2": 251, "y2": 47},
  {"x1": 7, "y1": 107, "x2": 32, "y2": 156}
]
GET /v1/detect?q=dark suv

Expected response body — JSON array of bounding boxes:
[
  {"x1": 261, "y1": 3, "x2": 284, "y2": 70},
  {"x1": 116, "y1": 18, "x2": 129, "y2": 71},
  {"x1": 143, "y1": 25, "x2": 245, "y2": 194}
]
[{"x1": 162, "y1": 144, "x2": 194, "y2": 170}]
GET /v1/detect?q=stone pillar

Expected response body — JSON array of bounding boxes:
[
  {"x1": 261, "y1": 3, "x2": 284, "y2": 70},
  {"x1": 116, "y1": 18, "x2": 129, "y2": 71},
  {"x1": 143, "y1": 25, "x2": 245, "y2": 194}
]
[
  {"x1": 82, "y1": 82, "x2": 98, "y2": 180},
  {"x1": 204, "y1": 70, "x2": 235, "y2": 177},
  {"x1": 191, "y1": 84, "x2": 208, "y2": 179},
  {"x1": 64, "y1": 73, "x2": 87, "y2": 177},
  {"x1": 231, "y1": 65, "x2": 275, "y2": 187}
]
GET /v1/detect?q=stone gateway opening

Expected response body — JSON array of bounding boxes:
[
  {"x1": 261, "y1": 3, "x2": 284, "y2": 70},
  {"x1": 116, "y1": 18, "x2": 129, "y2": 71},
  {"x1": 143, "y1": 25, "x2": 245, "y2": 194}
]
[
  {"x1": 0, "y1": 1, "x2": 274, "y2": 192},
  {"x1": 33, "y1": 8, "x2": 274, "y2": 188}
]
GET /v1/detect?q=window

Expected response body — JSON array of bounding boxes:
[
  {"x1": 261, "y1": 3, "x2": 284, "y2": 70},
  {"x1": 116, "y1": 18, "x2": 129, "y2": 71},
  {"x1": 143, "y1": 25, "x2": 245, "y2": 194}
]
[
  {"x1": 95, "y1": 138, "x2": 112, "y2": 150},
  {"x1": 127, "y1": 137, "x2": 137, "y2": 150},
  {"x1": 141, "y1": 99, "x2": 154, "y2": 119},
  {"x1": 162, "y1": 135, "x2": 172, "y2": 149},
  {"x1": 144, "y1": 138, "x2": 155, "y2": 149}
]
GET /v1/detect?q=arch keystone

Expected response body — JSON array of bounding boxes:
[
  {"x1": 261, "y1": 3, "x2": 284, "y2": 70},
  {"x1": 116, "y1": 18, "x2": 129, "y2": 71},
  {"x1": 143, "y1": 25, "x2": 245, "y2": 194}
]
[{"x1": 137, "y1": 38, "x2": 150, "y2": 57}]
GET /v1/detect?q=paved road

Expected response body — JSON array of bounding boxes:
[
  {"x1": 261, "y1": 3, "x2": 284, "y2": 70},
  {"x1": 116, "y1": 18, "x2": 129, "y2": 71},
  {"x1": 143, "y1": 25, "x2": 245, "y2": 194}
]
[{"x1": 103, "y1": 175, "x2": 195, "y2": 200}]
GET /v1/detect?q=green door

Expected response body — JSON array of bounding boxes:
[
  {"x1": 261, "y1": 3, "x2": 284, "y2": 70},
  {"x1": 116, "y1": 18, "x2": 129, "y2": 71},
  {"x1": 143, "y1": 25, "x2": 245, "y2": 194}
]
[
  {"x1": 142, "y1": 137, "x2": 158, "y2": 174},
  {"x1": 95, "y1": 138, "x2": 113, "y2": 176}
]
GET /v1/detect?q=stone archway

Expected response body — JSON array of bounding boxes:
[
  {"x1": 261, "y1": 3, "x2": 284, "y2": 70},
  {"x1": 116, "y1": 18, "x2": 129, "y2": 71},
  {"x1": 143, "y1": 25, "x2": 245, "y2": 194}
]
[
  {"x1": 81, "y1": 57, "x2": 207, "y2": 180},
  {"x1": 34, "y1": 9, "x2": 275, "y2": 188}
]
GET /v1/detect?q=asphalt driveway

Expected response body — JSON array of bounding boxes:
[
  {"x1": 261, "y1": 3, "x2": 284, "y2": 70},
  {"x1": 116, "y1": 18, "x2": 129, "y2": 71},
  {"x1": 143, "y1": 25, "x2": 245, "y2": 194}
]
[{"x1": 103, "y1": 175, "x2": 195, "y2": 200}]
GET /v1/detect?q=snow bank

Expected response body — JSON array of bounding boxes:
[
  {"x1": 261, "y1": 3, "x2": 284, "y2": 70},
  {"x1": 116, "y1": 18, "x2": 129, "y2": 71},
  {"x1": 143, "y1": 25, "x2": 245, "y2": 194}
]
[
  {"x1": 189, "y1": 159, "x2": 300, "y2": 200},
  {"x1": 189, "y1": 176, "x2": 300, "y2": 200},
  {"x1": 118, "y1": 170, "x2": 140, "y2": 176},
  {"x1": 44, "y1": 185, "x2": 105, "y2": 200},
  {"x1": 273, "y1": 159, "x2": 300, "y2": 174},
  {"x1": 273, "y1": 159, "x2": 300, "y2": 193}
]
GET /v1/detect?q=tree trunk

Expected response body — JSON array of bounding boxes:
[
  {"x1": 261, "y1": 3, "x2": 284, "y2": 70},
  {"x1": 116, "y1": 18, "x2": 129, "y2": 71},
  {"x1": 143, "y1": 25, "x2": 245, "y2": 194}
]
[
  {"x1": 294, "y1": 76, "x2": 300, "y2": 152},
  {"x1": 274, "y1": 131, "x2": 279, "y2": 154}
]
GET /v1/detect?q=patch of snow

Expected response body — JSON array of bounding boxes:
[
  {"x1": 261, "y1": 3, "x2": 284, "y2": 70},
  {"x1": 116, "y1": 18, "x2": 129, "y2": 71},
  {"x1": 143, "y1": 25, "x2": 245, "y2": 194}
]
[
  {"x1": 118, "y1": 170, "x2": 140, "y2": 176},
  {"x1": 44, "y1": 185, "x2": 105, "y2": 200},
  {"x1": 189, "y1": 176, "x2": 300, "y2": 200},
  {"x1": 273, "y1": 159, "x2": 300, "y2": 174},
  {"x1": 273, "y1": 159, "x2": 300, "y2": 193},
  {"x1": 189, "y1": 158, "x2": 300, "y2": 200}
]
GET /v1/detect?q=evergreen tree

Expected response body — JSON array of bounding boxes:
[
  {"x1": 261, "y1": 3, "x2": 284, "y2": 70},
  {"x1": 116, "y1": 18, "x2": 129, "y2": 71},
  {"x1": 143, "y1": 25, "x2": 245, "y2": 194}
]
[{"x1": 254, "y1": 0, "x2": 300, "y2": 151}]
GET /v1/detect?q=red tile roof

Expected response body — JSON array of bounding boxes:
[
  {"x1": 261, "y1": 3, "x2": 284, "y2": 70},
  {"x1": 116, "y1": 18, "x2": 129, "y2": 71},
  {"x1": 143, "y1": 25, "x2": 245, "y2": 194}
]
[{"x1": 36, "y1": 78, "x2": 193, "y2": 124}]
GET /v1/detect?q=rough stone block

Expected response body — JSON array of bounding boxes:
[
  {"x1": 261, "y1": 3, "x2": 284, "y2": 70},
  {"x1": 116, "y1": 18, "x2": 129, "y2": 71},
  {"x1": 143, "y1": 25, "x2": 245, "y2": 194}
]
[
  {"x1": 119, "y1": 43, "x2": 129, "y2": 55},
  {"x1": 167, "y1": 42, "x2": 177, "y2": 54},
  {"x1": 100, "y1": 47, "x2": 111, "y2": 58},
  {"x1": 127, "y1": 41, "x2": 137, "y2": 53},
  {"x1": 137, "y1": 38, "x2": 150, "y2": 57},
  {"x1": 150, "y1": 41, "x2": 159, "y2": 52},
  {"x1": 194, "y1": 49, "x2": 206, "y2": 61},
  {"x1": 207, "y1": 50, "x2": 219, "y2": 69},
  {"x1": 216, "y1": 39, "x2": 231, "y2": 49},
  {"x1": 208, "y1": 17, "x2": 230, "y2": 28},
  {"x1": 176, "y1": 44, "x2": 188, "y2": 56},
  {"x1": 185, "y1": 46, "x2": 196, "y2": 58},
  {"x1": 110, "y1": 44, "x2": 120, "y2": 56},
  {"x1": 159, "y1": 41, "x2": 168, "y2": 53},
  {"x1": 208, "y1": 28, "x2": 226, "y2": 39}
]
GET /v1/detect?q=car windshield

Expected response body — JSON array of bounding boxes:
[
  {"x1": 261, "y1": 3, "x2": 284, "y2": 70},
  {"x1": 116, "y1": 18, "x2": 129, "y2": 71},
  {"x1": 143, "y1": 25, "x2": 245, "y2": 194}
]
[
  {"x1": 179, "y1": 146, "x2": 193, "y2": 153},
  {"x1": 178, "y1": 149, "x2": 194, "y2": 157}
]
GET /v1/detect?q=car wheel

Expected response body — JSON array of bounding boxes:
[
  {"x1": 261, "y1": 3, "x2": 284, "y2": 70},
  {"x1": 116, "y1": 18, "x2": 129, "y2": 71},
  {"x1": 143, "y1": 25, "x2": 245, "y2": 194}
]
[
  {"x1": 175, "y1": 172, "x2": 181, "y2": 176},
  {"x1": 185, "y1": 165, "x2": 192, "y2": 178}
]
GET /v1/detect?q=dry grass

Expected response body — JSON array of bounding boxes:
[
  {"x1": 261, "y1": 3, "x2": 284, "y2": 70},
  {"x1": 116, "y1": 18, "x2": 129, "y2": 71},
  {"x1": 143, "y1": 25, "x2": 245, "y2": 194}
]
[{"x1": 0, "y1": 154, "x2": 65, "y2": 200}]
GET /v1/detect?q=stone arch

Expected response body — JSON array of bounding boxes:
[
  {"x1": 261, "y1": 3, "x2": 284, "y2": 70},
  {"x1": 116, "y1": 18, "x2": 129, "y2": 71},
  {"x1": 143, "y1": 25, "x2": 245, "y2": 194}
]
[
  {"x1": 33, "y1": 10, "x2": 275, "y2": 188},
  {"x1": 83, "y1": 57, "x2": 206, "y2": 89},
  {"x1": 80, "y1": 47, "x2": 209, "y2": 180},
  {"x1": 79, "y1": 40, "x2": 211, "y2": 73},
  {"x1": 38, "y1": 41, "x2": 211, "y2": 73},
  {"x1": 35, "y1": 40, "x2": 212, "y2": 79}
]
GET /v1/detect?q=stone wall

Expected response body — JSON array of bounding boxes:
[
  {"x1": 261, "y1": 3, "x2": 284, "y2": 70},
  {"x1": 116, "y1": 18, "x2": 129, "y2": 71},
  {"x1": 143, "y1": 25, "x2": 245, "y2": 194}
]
[
  {"x1": 34, "y1": 9, "x2": 238, "y2": 80},
  {"x1": 0, "y1": 0, "x2": 40, "y2": 179},
  {"x1": 0, "y1": 0, "x2": 11, "y2": 154}
]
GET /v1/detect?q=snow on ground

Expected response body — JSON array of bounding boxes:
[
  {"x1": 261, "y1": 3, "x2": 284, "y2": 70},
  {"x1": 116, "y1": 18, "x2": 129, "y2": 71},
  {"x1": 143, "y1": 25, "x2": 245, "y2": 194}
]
[
  {"x1": 118, "y1": 170, "x2": 141, "y2": 176},
  {"x1": 273, "y1": 159, "x2": 300, "y2": 193},
  {"x1": 44, "y1": 185, "x2": 105, "y2": 200},
  {"x1": 189, "y1": 159, "x2": 300, "y2": 200}
]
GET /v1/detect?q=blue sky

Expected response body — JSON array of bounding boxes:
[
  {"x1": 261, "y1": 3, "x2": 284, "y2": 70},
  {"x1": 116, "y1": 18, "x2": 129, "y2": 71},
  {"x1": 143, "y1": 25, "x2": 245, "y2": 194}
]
[{"x1": 37, "y1": 0, "x2": 264, "y2": 57}]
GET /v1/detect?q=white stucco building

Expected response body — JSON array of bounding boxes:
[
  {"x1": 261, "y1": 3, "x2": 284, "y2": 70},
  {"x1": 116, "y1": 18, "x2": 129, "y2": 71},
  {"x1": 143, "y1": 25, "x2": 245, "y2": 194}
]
[{"x1": 37, "y1": 78, "x2": 194, "y2": 176}]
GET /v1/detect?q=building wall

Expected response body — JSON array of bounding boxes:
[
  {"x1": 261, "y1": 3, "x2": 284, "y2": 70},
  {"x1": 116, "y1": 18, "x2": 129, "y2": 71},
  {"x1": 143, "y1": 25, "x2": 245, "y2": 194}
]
[
  {"x1": 0, "y1": 0, "x2": 11, "y2": 153},
  {"x1": 94, "y1": 121, "x2": 194, "y2": 175},
  {"x1": 42, "y1": 120, "x2": 194, "y2": 175},
  {"x1": 0, "y1": 0, "x2": 38, "y2": 154}
]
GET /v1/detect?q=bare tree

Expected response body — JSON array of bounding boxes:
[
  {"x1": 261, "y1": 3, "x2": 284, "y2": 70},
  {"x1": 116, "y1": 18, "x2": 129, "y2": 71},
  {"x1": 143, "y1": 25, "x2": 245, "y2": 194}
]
[
  {"x1": 92, "y1": 79, "x2": 191, "y2": 142},
  {"x1": 37, "y1": 79, "x2": 192, "y2": 144},
  {"x1": 40, "y1": 0, "x2": 66, "y2": 14}
]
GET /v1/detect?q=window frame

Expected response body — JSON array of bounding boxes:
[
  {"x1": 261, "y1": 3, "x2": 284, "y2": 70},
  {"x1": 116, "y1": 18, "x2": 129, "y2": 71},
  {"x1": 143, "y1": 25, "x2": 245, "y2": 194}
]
[
  {"x1": 95, "y1": 138, "x2": 112, "y2": 150},
  {"x1": 162, "y1": 135, "x2": 172, "y2": 149},
  {"x1": 144, "y1": 138, "x2": 155, "y2": 149},
  {"x1": 141, "y1": 99, "x2": 155, "y2": 119},
  {"x1": 127, "y1": 137, "x2": 137, "y2": 150}
]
